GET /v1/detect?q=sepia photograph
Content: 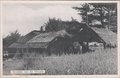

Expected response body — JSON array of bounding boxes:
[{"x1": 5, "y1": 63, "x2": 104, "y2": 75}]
[{"x1": 0, "y1": 1, "x2": 119, "y2": 77}]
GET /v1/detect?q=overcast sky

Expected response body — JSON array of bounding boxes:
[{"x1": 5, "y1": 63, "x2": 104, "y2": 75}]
[{"x1": 2, "y1": 3, "x2": 82, "y2": 37}]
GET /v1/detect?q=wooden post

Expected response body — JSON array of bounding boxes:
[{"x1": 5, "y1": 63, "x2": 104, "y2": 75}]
[
  {"x1": 103, "y1": 42, "x2": 106, "y2": 49},
  {"x1": 86, "y1": 42, "x2": 89, "y2": 50},
  {"x1": 79, "y1": 45, "x2": 82, "y2": 55},
  {"x1": 14, "y1": 48, "x2": 19, "y2": 58}
]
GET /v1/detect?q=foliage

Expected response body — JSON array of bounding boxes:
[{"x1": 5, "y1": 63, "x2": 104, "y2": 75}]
[
  {"x1": 73, "y1": 3, "x2": 91, "y2": 25},
  {"x1": 45, "y1": 18, "x2": 81, "y2": 32},
  {"x1": 3, "y1": 30, "x2": 21, "y2": 49},
  {"x1": 45, "y1": 18, "x2": 64, "y2": 32},
  {"x1": 73, "y1": 3, "x2": 117, "y2": 33}
]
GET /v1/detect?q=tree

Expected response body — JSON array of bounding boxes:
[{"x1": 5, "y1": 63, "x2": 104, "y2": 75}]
[
  {"x1": 45, "y1": 18, "x2": 80, "y2": 32},
  {"x1": 73, "y1": 3, "x2": 90, "y2": 26},
  {"x1": 45, "y1": 18, "x2": 63, "y2": 32},
  {"x1": 3, "y1": 30, "x2": 21, "y2": 49},
  {"x1": 73, "y1": 3, "x2": 117, "y2": 31},
  {"x1": 90, "y1": 3, "x2": 117, "y2": 29}
]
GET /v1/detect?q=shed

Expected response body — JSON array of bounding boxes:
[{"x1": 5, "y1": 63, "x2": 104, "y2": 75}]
[{"x1": 91, "y1": 27, "x2": 117, "y2": 47}]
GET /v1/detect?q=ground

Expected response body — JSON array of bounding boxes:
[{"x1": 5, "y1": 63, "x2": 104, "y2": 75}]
[{"x1": 3, "y1": 48, "x2": 117, "y2": 75}]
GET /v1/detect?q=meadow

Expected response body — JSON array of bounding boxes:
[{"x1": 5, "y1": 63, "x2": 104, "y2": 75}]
[{"x1": 3, "y1": 48, "x2": 117, "y2": 75}]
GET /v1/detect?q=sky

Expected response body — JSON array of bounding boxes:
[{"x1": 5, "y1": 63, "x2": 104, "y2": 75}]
[{"x1": 2, "y1": 2, "x2": 82, "y2": 37}]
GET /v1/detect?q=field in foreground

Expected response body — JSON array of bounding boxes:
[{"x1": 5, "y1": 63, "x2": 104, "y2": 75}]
[{"x1": 3, "y1": 48, "x2": 117, "y2": 75}]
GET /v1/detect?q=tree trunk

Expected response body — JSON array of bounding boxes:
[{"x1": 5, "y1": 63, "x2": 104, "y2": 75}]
[
  {"x1": 100, "y1": 7, "x2": 104, "y2": 28},
  {"x1": 108, "y1": 5, "x2": 110, "y2": 29},
  {"x1": 86, "y1": 12, "x2": 88, "y2": 26}
]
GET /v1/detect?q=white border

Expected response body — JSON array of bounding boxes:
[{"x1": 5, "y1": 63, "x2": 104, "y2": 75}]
[{"x1": 0, "y1": 1, "x2": 120, "y2": 78}]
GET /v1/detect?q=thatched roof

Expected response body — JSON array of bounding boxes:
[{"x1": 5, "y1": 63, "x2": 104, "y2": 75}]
[
  {"x1": 27, "y1": 30, "x2": 70, "y2": 43},
  {"x1": 9, "y1": 30, "x2": 69, "y2": 49},
  {"x1": 25, "y1": 30, "x2": 71, "y2": 48},
  {"x1": 27, "y1": 32, "x2": 57, "y2": 43},
  {"x1": 91, "y1": 27, "x2": 117, "y2": 46},
  {"x1": 9, "y1": 43, "x2": 28, "y2": 48},
  {"x1": 17, "y1": 30, "x2": 41, "y2": 43}
]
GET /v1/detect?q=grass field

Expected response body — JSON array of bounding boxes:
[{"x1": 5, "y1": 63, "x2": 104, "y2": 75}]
[{"x1": 3, "y1": 48, "x2": 117, "y2": 75}]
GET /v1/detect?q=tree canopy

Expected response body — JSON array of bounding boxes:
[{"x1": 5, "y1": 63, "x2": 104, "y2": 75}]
[
  {"x1": 73, "y1": 3, "x2": 117, "y2": 33},
  {"x1": 45, "y1": 18, "x2": 80, "y2": 32},
  {"x1": 3, "y1": 30, "x2": 21, "y2": 49}
]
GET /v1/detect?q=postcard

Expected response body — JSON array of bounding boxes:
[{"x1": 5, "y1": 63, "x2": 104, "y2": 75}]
[{"x1": 0, "y1": 0, "x2": 119, "y2": 78}]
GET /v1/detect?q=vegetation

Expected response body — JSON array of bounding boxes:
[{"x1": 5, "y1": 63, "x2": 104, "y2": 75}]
[
  {"x1": 44, "y1": 18, "x2": 81, "y2": 32},
  {"x1": 3, "y1": 30, "x2": 21, "y2": 49},
  {"x1": 45, "y1": 18, "x2": 64, "y2": 32},
  {"x1": 3, "y1": 48, "x2": 117, "y2": 75},
  {"x1": 73, "y1": 3, "x2": 117, "y2": 33}
]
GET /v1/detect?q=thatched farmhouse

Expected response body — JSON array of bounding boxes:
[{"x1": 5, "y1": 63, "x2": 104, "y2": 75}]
[
  {"x1": 9, "y1": 23, "x2": 117, "y2": 56},
  {"x1": 8, "y1": 29, "x2": 72, "y2": 55},
  {"x1": 26, "y1": 30, "x2": 74, "y2": 55}
]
